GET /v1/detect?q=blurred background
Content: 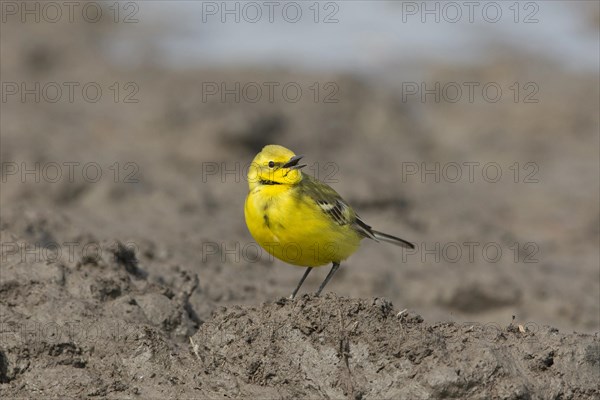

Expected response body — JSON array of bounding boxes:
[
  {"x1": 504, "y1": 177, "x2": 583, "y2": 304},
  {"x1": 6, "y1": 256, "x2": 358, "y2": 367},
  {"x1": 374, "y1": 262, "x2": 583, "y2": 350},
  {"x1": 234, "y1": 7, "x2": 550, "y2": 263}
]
[{"x1": 1, "y1": 0, "x2": 599, "y2": 335}]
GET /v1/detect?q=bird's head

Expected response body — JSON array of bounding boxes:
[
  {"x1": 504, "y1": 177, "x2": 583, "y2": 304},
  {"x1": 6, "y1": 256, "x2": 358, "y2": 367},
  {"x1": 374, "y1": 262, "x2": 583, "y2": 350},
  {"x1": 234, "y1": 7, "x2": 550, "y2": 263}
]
[{"x1": 247, "y1": 145, "x2": 306, "y2": 190}]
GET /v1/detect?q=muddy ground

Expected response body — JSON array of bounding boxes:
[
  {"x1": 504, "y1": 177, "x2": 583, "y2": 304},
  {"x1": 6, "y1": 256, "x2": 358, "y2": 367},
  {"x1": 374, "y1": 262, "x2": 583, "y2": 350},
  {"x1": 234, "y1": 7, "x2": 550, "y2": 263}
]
[{"x1": 1, "y1": 5, "x2": 599, "y2": 399}]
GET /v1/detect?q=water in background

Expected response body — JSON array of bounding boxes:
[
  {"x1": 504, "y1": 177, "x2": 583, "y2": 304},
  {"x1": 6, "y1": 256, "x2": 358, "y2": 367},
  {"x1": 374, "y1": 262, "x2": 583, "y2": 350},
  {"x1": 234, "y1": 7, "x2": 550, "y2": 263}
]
[{"x1": 125, "y1": 1, "x2": 599, "y2": 75}]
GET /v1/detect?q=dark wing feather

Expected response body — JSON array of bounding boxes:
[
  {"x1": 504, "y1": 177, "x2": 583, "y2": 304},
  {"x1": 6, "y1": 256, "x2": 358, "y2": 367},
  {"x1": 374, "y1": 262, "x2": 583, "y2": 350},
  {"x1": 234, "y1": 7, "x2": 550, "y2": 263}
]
[
  {"x1": 315, "y1": 198, "x2": 350, "y2": 226},
  {"x1": 352, "y1": 215, "x2": 379, "y2": 241}
]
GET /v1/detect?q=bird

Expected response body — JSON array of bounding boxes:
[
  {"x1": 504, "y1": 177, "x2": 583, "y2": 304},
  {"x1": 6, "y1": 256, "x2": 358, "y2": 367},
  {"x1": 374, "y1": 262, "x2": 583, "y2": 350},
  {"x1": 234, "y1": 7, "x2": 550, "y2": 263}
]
[{"x1": 244, "y1": 144, "x2": 414, "y2": 299}]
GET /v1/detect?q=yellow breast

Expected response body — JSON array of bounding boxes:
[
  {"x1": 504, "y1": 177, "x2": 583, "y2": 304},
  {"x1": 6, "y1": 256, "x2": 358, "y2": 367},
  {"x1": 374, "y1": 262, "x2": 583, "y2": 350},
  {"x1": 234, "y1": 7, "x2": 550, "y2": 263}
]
[{"x1": 244, "y1": 185, "x2": 362, "y2": 267}]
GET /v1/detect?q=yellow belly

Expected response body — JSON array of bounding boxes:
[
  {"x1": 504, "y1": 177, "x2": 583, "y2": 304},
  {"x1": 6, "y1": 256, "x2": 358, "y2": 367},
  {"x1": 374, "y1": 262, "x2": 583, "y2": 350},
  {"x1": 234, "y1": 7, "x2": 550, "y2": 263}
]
[{"x1": 244, "y1": 186, "x2": 362, "y2": 267}]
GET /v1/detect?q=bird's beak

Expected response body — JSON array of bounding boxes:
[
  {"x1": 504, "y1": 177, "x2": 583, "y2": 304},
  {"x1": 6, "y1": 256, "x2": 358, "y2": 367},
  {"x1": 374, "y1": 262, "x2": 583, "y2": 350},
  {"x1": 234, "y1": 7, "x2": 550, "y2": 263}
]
[{"x1": 283, "y1": 155, "x2": 306, "y2": 170}]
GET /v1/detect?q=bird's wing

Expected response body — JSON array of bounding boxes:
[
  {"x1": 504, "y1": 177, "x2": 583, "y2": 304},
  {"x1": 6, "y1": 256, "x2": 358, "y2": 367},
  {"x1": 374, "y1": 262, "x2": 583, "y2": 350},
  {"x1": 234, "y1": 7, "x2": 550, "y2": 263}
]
[
  {"x1": 297, "y1": 174, "x2": 379, "y2": 240},
  {"x1": 297, "y1": 174, "x2": 353, "y2": 224},
  {"x1": 296, "y1": 173, "x2": 415, "y2": 248}
]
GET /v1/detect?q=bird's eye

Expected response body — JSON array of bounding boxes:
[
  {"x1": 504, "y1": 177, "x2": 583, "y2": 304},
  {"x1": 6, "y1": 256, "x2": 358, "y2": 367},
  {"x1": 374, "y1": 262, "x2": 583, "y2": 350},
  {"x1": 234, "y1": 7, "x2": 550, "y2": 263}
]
[{"x1": 268, "y1": 161, "x2": 275, "y2": 168}]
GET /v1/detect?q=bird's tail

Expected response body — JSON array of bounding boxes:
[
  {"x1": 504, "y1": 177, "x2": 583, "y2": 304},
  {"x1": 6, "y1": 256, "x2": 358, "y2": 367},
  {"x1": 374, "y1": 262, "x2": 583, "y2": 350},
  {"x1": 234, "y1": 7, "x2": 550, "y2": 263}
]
[{"x1": 372, "y1": 230, "x2": 415, "y2": 249}]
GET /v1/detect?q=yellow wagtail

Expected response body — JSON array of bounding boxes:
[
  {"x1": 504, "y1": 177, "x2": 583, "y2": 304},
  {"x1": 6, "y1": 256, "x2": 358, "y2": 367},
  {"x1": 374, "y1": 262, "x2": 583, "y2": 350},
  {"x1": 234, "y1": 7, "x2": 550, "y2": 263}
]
[{"x1": 244, "y1": 144, "x2": 414, "y2": 299}]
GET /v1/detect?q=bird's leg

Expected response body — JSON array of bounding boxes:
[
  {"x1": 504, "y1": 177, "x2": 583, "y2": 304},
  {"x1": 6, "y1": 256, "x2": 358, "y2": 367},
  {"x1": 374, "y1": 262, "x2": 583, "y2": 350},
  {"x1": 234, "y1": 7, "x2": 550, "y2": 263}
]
[
  {"x1": 290, "y1": 267, "x2": 313, "y2": 299},
  {"x1": 315, "y1": 262, "x2": 340, "y2": 296}
]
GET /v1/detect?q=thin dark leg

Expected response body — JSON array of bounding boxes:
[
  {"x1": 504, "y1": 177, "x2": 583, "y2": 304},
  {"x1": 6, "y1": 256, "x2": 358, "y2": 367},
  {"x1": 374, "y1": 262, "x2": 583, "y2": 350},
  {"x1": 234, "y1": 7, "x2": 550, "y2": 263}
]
[
  {"x1": 290, "y1": 267, "x2": 312, "y2": 299},
  {"x1": 315, "y1": 262, "x2": 340, "y2": 296}
]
